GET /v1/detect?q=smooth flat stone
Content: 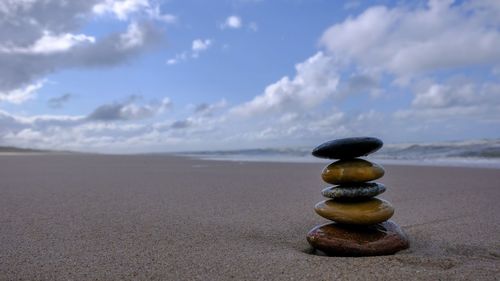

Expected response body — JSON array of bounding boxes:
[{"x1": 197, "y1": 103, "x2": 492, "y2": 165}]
[
  {"x1": 312, "y1": 137, "x2": 383, "y2": 159},
  {"x1": 307, "y1": 220, "x2": 409, "y2": 256},
  {"x1": 322, "y1": 159, "x2": 384, "y2": 184},
  {"x1": 314, "y1": 198, "x2": 394, "y2": 225},
  {"x1": 321, "y1": 182, "x2": 386, "y2": 200}
]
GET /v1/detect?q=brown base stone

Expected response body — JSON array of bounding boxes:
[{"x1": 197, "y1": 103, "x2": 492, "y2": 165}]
[{"x1": 306, "y1": 220, "x2": 409, "y2": 256}]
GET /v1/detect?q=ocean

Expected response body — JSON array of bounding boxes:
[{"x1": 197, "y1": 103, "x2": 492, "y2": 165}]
[{"x1": 180, "y1": 139, "x2": 500, "y2": 168}]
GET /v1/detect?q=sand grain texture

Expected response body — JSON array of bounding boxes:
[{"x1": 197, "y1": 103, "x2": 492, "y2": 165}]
[{"x1": 0, "y1": 154, "x2": 499, "y2": 280}]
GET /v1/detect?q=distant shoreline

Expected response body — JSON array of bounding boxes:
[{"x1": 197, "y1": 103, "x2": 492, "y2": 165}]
[
  {"x1": 0, "y1": 146, "x2": 79, "y2": 155},
  {"x1": 0, "y1": 152, "x2": 48, "y2": 156},
  {"x1": 2, "y1": 150, "x2": 499, "y2": 169},
  {"x1": 0, "y1": 147, "x2": 46, "y2": 153},
  {"x1": 2, "y1": 139, "x2": 500, "y2": 169},
  {"x1": 179, "y1": 154, "x2": 500, "y2": 169}
]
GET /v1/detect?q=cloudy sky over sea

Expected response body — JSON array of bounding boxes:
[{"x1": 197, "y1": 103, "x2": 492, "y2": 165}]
[{"x1": 0, "y1": 0, "x2": 499, "y2": 152}]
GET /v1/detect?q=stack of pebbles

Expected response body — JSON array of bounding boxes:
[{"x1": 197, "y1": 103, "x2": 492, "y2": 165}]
[{"x1": 306, "y1": 137, "x2": 409, "y2": 256}]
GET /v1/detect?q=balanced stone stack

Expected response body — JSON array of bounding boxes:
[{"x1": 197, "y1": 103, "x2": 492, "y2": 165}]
[{"x1": 306, "y1": 137, "x2": 409, "y2": 256}]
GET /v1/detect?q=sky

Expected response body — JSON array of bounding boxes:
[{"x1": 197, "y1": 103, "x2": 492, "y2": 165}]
[{"x1": 0, "y1": 0, "x2": 499, "y2": 153}]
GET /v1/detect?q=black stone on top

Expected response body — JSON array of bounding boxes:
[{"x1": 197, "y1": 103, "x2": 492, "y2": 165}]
[{"x1": 312, "y1": 137, "x2": 383, "y2": 159}]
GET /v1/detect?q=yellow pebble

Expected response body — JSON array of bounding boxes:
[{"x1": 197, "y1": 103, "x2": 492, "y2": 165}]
[
  {"x1": 321, "y1": 158, "x2": 384, "y2": 184},
  {"x1": 314, "y1": 198, "x2": 394, "y2": 225}
]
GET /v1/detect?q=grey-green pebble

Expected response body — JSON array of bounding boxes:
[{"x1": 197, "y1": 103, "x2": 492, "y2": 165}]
[{"x1": 321, "y1": 182, "x2": 386, "y2": 200}]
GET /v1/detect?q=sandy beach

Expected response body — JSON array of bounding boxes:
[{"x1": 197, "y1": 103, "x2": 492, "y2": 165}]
[{"x1": 0, "y1": 154, "x2": 499, "y2": 280}]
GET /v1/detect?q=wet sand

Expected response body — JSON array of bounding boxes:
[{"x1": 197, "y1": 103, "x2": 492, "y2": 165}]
[{"x1": 0, "y1": 154, "x2": 499, "y2": 280}]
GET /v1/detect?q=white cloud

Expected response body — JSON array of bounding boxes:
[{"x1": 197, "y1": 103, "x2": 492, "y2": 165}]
[
  {"x1": 192, "y1": 39, "x2": 212, "y2": 52},
  {"x1": 400, "y1": 79, "x2": 500, "y2": 116},
  {"x1": 0, "y1": 80, "x2": 45, "y2": 104},
  {"x1": 119, "y1": 22, "x2": 144, "y2": 49},
  {"x1": 0, "y1": 95, "x2": 176, "y2": 151},
  {"x1": 412, "y1": 84, "x2": 455, "y2": 108},
  {"x1": 309, "y1": 0, "x2": 500, "y2": 141},
  {"x1": 146, "y1": 5, "x2": 176, "y2": 23},
  {"x1": 221, "y1": 15, "x2": 242, "y2": 29},
  {"x1": 0, "y1": 32, "x2": 96, "y2": 55},
  {"x1": 230, "y1": 52, "x2": 339, "y2": 117},
  {"x1": 93, "y1": 0, "x2": 176, "y2": 23},
  {"x1": 166, "y1": 52, "x2": 187, "y2": 65},
  {"x1": 193, "y1": 99, "x2": 227, "y2": 116},
  {"x1": 320, "y1": 0, "x2": 500, "y2": 78},
  {"x1": 220, "y1": 15, "x2": 257, "y2": 31},
  {"x1": 93, "y1": 0, "x2": 150, "y2": 20},
  {"x1": 166, "y1": 58, "x2": 178, "y2": 65},
  {"x1": 389, "y1": 77, "x2": 500, "y2": 131},
  {"x1": 31, "y1": 32, "x2": 96, "y2": 54},
  {"x1": 0, "y1": 0, "x2": 165, "y2": 95},
  {"x1": 0, "y1": 109, "x2": 85, "y2": 134},
  {"x1": 87, "y1": 96, "x2": 172, "y2": 121},
  {"x1": 167, "y1": 39, "x2": 213, "y2": 65}
]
